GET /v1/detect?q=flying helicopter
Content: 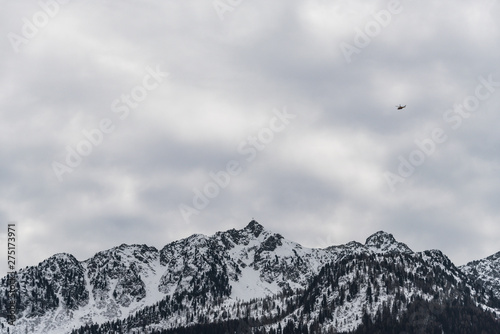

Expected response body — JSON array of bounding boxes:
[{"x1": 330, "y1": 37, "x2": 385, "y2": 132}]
[{"x1": 396, "y1": 104, "x2": 406, "y2": 110}]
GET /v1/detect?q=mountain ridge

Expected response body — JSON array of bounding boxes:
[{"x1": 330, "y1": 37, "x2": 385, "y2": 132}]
[{"x1": 1, "y1": 220, "x2": 499, "y2": 334}]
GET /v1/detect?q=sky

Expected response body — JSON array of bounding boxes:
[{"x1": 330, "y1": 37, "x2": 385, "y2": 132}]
[{"x1": 1, "y1": 0, "x2": 500, "y2": 277}]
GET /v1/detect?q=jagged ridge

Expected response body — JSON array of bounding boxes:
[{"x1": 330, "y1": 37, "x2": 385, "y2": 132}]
[{"x1": 0, "y1": 221, "x2": 499, "y2": 334}]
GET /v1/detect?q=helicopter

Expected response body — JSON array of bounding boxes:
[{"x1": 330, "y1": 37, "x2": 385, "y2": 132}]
[{"x1": 396, "y1": 104, "x2": 406, "y2": 110}]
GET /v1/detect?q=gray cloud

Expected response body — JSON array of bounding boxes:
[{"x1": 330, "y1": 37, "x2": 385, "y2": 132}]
[{"x1": 1, "y1": 0, "x2": 500, "y2": 276}]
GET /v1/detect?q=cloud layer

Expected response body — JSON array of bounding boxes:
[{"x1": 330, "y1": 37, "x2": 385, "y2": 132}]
[{"x1": 1, "y1": 0, "x2": 500, "y2": 276}]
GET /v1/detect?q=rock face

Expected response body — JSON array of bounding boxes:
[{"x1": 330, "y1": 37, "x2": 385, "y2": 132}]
[
  {"x1": 0, "y1": 221, "x2": 499, "y2": 334},
  {"x1": 364, "y1": 230, "x2": 413, "y2": 254}
]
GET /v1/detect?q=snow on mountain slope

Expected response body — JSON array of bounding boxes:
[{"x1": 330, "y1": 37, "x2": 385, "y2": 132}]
[
  {"x1": 220, "y1": 221, "x2": 332, "y2": 300},
  {"x1": 270, "y1": 248, "x2": 498, "y2": 334},
  {"x1": 0, "y1": 244, "x2": 168, "y2": 334}
]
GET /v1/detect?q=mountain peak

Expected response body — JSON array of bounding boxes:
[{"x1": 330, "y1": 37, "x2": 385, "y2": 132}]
[
  {"x1": 244, "y1": 220, "x2": 265, "y2": 237},
  {"x1": 365, "y1": 231, "x2": 412, "y2": 253},
  {"x1": 365, "y1": 231, "x2": 396, "y2": 244}
]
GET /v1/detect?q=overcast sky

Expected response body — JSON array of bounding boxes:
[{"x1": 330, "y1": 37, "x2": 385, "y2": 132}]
[{"x1": 1, "y1": 0, "x2": 500, "y2": 277}]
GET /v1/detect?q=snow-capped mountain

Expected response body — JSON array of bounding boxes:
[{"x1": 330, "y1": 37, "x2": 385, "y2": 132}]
[{"x1": 1, "y1": 221, "x2": 499, "y2": 334}]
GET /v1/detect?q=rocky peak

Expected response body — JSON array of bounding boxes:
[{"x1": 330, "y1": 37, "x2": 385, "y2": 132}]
[
  {"x1": 365, "y1": 231, "x2": 396, "y2": 245},
  {"x1": 243, "y1": 220, "x2": 265, "y2": 237},
  {"x1": 365, "y1": 231, "x2": 412, "y2": 254}
]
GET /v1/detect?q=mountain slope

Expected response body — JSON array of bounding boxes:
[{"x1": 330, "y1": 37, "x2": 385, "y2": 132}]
[{"x1": 461, "y1": 251, "x2": 500, "y2": 302}]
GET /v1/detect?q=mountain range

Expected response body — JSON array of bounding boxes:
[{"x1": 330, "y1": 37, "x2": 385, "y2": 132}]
[{"x1": 1, "y1": 220, "x2": 499, "y2": 333}]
